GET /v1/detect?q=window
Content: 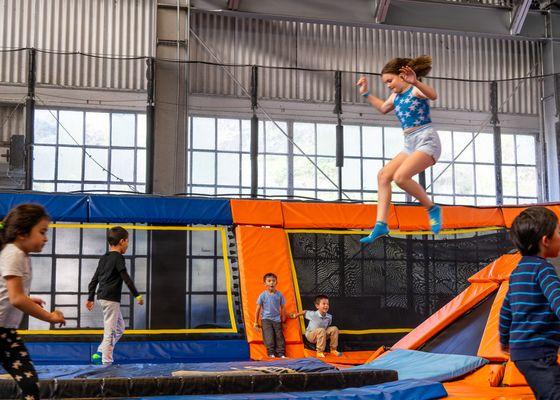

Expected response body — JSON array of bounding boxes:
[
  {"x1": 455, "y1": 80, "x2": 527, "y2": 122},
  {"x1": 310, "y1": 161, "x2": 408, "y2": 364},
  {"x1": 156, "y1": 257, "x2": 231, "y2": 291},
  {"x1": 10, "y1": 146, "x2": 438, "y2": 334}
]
[
  {"x1": 501, "y1": 134, "x2": 539, "y2": 205},
  {"x1": 33, "y1": 109, "x2": 147, "y2": 193},
  {"x1": 29, "y1": 224, "x2": 149, "y2": 330}
]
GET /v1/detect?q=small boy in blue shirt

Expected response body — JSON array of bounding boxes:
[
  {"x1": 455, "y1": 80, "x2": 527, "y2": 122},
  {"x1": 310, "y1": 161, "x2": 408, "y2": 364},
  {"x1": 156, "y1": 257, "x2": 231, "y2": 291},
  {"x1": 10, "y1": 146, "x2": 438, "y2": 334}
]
[
  {"x1": 290, "y1": 294, "x2": 341, "y2": 358},
  {"x1": 499, "y1": 206, "x2": 560, "y2": 398},
  {"x1": 254, "y1": 272, "x2": 286, "y2": 358}
]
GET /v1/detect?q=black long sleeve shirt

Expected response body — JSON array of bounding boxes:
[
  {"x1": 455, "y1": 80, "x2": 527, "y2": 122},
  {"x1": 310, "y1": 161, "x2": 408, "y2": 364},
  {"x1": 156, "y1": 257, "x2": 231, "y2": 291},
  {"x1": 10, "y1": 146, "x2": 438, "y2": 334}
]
[{"x1": 87, "y1": 251, "x2": 139, "y2": 302}]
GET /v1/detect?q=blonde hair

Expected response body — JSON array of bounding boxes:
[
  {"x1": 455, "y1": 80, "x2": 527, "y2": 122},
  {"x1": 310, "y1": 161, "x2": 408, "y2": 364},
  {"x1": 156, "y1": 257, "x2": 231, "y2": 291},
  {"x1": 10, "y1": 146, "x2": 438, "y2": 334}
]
[{"x1": 381, "y1": 55, "x2": 432, "y2": 78}]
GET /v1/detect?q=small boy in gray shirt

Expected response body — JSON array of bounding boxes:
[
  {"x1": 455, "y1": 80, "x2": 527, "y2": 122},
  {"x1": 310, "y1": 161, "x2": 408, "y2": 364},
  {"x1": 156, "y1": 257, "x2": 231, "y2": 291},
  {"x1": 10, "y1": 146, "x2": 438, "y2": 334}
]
[
  {"x1": 290, "y1": 294, "x2": 341, "y2": 358},
  {"x1": 254, "y1": 272, "x2": 286, "y2": 358}
]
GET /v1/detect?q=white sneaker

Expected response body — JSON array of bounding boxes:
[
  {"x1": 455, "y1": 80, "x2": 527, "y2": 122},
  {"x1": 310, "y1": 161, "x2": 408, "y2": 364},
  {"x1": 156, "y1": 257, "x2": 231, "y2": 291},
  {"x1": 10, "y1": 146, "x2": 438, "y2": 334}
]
[{"x1": 268, "y1": 354, "x2": 275, "y2": 358}]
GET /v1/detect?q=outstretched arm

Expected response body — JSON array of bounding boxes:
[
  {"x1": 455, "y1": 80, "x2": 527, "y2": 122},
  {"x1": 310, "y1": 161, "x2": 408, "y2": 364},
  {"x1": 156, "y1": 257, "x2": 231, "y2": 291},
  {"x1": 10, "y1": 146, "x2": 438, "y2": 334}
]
[{"x1": 357, "y1": 76, "x2": 395, "y2": 114}]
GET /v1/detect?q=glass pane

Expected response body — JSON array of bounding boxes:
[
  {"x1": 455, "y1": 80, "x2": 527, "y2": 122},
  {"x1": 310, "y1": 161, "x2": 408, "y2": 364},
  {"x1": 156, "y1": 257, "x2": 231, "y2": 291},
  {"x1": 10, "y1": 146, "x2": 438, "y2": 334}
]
[
  {"x1": 438, "y1": 131, "x2": 453, "y2": 162},
  {"x1": 55, "y1": 259, "x2": 79, "y2": 292},
  {"x1": 241, "y1": 154, "x2": 264, "y2": 188},
  {"x1": 216, "y1": 295, "x2": 230, "y2": 326},
  {"x1": 57, "y1": 147, "x2": 83, "y2": 181},
  {"x1": 241, "y1": 119, "x2": 264, "y2": 153},
  {"x1": 266, "y1": 155, "x2": 288, "y2": 188},
  {"x1": 362, "y1": 126, "x2": 383, "y2": 158},
  {"x1": 135, "y1": 229, "x2": 148, "y2": 255},
  {"x1": 85, "y1": 112, "x2": 110, "y2": 146},
  {"x1": 363, "y1": 159, "x2": 382, "y2": 192},
  {"x1": 135, "y1": 257, "x2": 148, "y2": 292},
  {"x1": 475, "y1": 165, "x2": 496, "y2": 196},
  {"x1": 190, "y1": 294, "x2": 214, "y2": 328},
  {"x1": 316, "y1": 157, "x2": 337, "y2": 190},
  {"x1": 81, "y1": 259, "x2": 99, "y2": 292},
  {"x1": 216, "y1": 259, "x2": 226, "y2": 292},
  {"x1": 316, "y1": 124, "x2": 336, "y2": 156},
  {"x1": 293, "y1": 123, "x2": 315, "y2": 156},
  {"x1": 82, "y1": 227, "x2": 107, "y2": 255},
  {"x1": 80, "y1": 294, "x2": 104, "y2": 328},
  {"x1": 517, "y1": 167, "x2": 537, "y2": 197},
  {"x1": 137, "y1": 114, "x2": 147, "y2": 147},
  {"x1": 191, "y1": 230, "x2": 215, "y2": 256},
  {"x1": 502, "y1": 166, "x2": 517, "y2": 197},
  {"x1": 191, "y1": 259, "x2": 214, "y2": 291},
  {"x1": 453, "y1": 131, "x2": 474, "y2": 162},
  {"x1": 191, "y1": 152, "x2": 215, "y2": 185},
  {"x1": 192, "y1": 117, "x2": 215, "y2": 150},
  {"x1": 28, "y1": 295, "x2": 51, "y2": 329},
  {"x1": 217, "y1": 119, "x2": 240, "y2": 151},
  {"x1": 33, "y1": 182, "x2": 55, "y2": 192},
  {"x1": 110, "y1": 149, "x2": 135, "y2": 182},
  {"x1": 54, "y1": 226, "x2": 80, "y2": 254},
  {"x1": 111, "y1": 113, "x2": 136, "y2": 147},
  {"x1": 265, "y1": 121, "x2": 288, "y2": 154},
  {"x1": 384, "y1": 127, "x2": 403, "y2": 159},
  {"x1": 501, "y1": 134, "x2": 515, "y2": 164},
  {"x1": 454, "y1": 164, "x2": 474, "y2": 195},
  {"x1": 455, "y1": 196, "x2": 475, "y2": 205},
  {"x1": 516, "y1": 135, "x2": 536, "y2": 165},
  {"x1": 33, "y1": 146, "x2": 56, "y2": 180},
  {"x1": 344, "y1": 125, "x2": 361, "y2": 157},
  {"x1": 217, "y1": 153, "x2": 240, "y2": 186},
  {"x1": 474, "y1": 133, "x2": 494, "y2": 164},
  {"x1": 293, "y1": 156, "x2": 315, "y2": 189},
  {"x1": 30, "y1": 257, "x2": 51, "y2": 292},
  {"x1": 137, "y1": 149, "x2": 146, "y2": 184},
  {"x1": 476, "y1": 196, "x2": 497, "y2": 206},
  {"x1": 58, "y1": 111, "x2": 83, "y2": 145},
  {"x1": 83, "y1": 183, "x2": 108, "y2": 193},
  {"x1": 84, "y1": 148, "x2": 108, "y2": 181},
  {"x1": 431, "y1": 163, "x2": 452, "y2": 195},
  {"x1": 342, "y1": 158, "x2": 361, "y2": 190},
  {"x1": 35, "y1": 109, "x2": 58, "y2": 144}
]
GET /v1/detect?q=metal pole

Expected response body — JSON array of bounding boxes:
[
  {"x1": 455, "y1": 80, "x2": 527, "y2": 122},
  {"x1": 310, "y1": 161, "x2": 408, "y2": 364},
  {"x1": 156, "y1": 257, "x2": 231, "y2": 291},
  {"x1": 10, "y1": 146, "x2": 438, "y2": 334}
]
[
  {"x1": 25, "y1": 48, "x2": 36, "y2": 191},
  {"x1": 490, "y1": 81, "x2": 503, "y2": 205},
  {"x1": 146, "y1": 57, "x2": 155, "y2": 194},
  {"x1": 334, "y1": 71, "x2": 343, "y2": 201},
  {"x1": 250, "y1": 66, "x2": 259, "y2": 198}
]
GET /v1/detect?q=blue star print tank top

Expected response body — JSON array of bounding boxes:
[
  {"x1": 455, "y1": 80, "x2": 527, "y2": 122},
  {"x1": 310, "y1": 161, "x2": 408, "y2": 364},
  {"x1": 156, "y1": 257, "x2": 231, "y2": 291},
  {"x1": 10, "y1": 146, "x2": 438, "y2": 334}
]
[{"x1": 393, "y1": 86, "x2": 431, "y2": 130}]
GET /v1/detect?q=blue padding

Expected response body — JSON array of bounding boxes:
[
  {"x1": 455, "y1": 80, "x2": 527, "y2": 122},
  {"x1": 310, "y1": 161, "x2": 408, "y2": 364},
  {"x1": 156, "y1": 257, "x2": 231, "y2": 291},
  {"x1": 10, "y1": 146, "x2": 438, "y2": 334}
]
[
  {"x1": 26, "y1": 340, "x2": 249, "y2": 365},
  {"x1": 134, "y1": 379, "x2": 447, "y2": 400},
  {"x1": 26, "y1": 358, "x2": 333, "y2": 379},
  {"x1": 88, "y1": 195, "x2": 232, "y2": 224},
  {"x1": 350, "y1": 349, "x2": 488, "y2": 382},
  {"x1": 0, "y1": 193, "x2": 88, "y2": 221}
]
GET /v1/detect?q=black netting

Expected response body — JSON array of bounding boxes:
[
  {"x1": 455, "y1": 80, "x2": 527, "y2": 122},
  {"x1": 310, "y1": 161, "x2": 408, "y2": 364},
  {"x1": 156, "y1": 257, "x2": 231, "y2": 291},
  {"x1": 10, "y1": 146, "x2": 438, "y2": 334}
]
[{"x1": 289, "y1": 229, "x2": 514, "y2": 350}]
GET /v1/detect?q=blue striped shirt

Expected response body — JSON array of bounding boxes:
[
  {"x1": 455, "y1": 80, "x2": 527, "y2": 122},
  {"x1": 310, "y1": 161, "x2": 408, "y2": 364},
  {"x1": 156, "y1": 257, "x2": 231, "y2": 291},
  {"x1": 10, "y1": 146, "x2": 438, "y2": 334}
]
[{"x1": 499, "y1": 256, "x2": 560, "y2": 361}]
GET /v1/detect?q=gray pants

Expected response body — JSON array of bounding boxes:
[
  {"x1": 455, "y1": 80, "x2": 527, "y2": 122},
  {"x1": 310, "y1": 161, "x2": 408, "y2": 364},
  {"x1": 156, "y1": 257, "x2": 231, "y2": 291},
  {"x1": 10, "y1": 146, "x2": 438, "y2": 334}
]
[
  {"x1": 261, "y1": 319, "x2": 285, "y2": 357},
  {"x1": 97, "y1": 299, "x2": 125, "y2": 364}
]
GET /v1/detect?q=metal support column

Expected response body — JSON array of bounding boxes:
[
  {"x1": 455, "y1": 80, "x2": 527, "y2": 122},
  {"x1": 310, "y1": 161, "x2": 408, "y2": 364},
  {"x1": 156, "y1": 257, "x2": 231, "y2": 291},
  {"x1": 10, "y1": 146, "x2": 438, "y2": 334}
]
[
  {"x1": 490, "y1": 81, "x2": 503, "y2": 205},
  {"x1": 250, "y1": 65, "x2": 259, "y2": 198},
  {"x1": 334, "y1": 71, "x2": 343, "y2": 201},
  {"x1": 24, "y1": 48, "x2": 36, "y2": 191},
  {"x1": 146, "y1": 57, "x2": 155, "y2": 194}
]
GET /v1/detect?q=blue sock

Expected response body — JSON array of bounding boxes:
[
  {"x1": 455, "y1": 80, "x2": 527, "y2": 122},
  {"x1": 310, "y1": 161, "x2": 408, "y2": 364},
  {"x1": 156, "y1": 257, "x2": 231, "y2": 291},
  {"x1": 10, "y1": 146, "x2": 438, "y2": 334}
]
[
  {"x1": 428, "y1": 205, "x2": 442, "y2": 234},
  {"x1": 360, "y1": 221, "x2": 390, "y2": 244}
]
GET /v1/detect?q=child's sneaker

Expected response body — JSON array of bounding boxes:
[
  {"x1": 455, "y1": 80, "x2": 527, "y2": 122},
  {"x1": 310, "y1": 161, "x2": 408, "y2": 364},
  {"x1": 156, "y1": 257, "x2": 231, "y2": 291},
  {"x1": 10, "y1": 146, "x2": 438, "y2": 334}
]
[
  {"x1": 360, "y1": 222, "x2": 389, "y2": 244},
  {"x1": 280, "y1": 355, "x2": 287, "y2": 359},
  {"x1": 428, "y1": 205, "x2": 442, "y2": 234},
  {"x1": 316, "y1": 351, "x2": 326, "y2": 358},
  {"x1": 91, "y1": 351, "x2": 102, "y2": 365},
  {"x1": 268, "y1": 354, "x2": 276, "y2": 358},
  {"x1": 330, "y1": 350, "x2": 342, "y2": 357}
]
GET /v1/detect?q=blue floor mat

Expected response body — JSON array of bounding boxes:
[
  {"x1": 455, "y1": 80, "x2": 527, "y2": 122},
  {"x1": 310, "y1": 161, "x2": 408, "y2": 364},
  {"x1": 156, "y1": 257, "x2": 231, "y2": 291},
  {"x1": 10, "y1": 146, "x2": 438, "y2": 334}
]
[{"x1": 130, "y1": 379, "x2": 447, "y2": 400}]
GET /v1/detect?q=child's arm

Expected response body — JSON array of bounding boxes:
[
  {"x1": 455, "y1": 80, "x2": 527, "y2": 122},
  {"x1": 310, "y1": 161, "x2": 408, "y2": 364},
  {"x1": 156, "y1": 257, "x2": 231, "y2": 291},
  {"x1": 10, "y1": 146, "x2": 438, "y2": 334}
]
[
  {"x1": 400, "y1": 66, "x2": 437, "y2": 100},
  {"x1": 356, "y1": 76, "x2": 395, "y2": 114},
  {"x1": 498, "y1": 291, "x2": 511, "y2": 352},
  {"x1": 5, "y1": 276, "x2": 65, "y2": 326},
  {"x1": 281, "y1": 304, "x2": 286, "y2": 323},
  {"x1": 254, "y1": 304, "x2": 262, "y2": 329},
  {"x1": 120, "y1": 270, "x2": 143, "y2": 305},
  {"x1": 289, "y1": 310, "x2": 307, "y2": 319},
  {"x1": 537, "y1": 264, "x2": 560, "y2": 319}
]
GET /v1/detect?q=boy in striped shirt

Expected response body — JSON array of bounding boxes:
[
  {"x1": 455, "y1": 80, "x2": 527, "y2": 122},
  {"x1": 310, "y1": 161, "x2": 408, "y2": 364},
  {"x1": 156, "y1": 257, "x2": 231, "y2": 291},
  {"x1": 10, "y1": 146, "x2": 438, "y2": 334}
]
[{"x1": 500, "y1": 206, "x2": 560, "y2": 399}]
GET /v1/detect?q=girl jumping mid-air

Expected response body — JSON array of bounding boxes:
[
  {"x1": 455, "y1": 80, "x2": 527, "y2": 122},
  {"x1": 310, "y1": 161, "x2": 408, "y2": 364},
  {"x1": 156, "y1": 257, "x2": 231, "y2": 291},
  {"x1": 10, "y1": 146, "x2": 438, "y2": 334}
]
[{"x1": 357, "y1": 55, "x2": 442, "y2": 244}]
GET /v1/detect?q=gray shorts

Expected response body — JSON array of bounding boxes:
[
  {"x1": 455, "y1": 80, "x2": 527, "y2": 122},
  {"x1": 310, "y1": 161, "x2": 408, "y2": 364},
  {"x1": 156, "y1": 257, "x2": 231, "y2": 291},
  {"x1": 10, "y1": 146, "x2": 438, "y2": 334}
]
[{"x1": 403, "y1": 124, "x2": 441, "y2": 163}]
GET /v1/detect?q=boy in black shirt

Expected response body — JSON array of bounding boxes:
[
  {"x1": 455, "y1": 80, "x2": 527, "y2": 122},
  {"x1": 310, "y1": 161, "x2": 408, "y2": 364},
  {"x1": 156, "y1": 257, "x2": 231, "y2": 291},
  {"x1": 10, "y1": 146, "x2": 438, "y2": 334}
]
[{"x1": 86, "y1": 227, "x2": 143, "y2": 364}]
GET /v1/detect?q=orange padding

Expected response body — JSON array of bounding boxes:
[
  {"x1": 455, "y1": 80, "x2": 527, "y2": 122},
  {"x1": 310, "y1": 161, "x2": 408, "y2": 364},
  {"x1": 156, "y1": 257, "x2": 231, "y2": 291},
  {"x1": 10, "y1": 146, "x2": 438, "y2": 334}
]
[
  {"x1": 444, "y1": 381, "x2": 534, "y2": 399},
  {"x1": 503, "y1": 361, "x2": 528, "y2": 387},
  {"x1": 469, "y1": 253, "x2": 522, "y2": 284},
  {"x1": 477, "y1": 281, "x2": 510, "y2": 362},
  {"x1": 302, "y1": 349, "x2": 375, "y2": 365},
  {"x1": 365, "y1": 346, "x2": 387, "y2": 363},
  {"x1": 502, "y1": 205, "x2": 560, "y2": 228},
  {"x1": 392, "y1": 282, "x2": 499, "y2": 350},
  {"x1": 460, "y1": 364, "x2": 505, "y2": 388},
  {"x1": 395, "y1": 205, "x2": 505, "y2": 231},
  {"x1": 236, "y1": 226, "x2": 303, "y2": 359},
  {"x1": 230, "y1": 200, "x2": 283, "y2": 227},
  {"x1": 281, "y1": 202, "x2": 398, "y2": 229}
]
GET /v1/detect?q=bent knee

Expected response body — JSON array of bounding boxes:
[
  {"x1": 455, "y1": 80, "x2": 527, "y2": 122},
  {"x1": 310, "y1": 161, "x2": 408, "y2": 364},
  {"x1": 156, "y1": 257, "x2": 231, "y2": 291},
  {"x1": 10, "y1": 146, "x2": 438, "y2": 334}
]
[{"x1": 377, "y1": 168, "x2": 393, "y2": 185}]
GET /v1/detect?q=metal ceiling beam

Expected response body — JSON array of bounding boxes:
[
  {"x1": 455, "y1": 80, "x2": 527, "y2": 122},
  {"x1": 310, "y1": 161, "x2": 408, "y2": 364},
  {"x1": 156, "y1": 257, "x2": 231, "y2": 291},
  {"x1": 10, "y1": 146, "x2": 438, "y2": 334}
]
[
  {"x1": 373, "y1": 0, "x2": 391, "y2": 23},
  {"x1": 510, "y1": 0, "x2": 533, "y2": 35}
]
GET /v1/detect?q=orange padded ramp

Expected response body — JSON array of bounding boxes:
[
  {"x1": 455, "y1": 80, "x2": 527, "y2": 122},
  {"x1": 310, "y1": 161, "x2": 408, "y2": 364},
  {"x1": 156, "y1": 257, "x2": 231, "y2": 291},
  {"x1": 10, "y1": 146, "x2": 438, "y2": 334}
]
[
  {"x1": 236, "y1": 226, "x2": 303, "y2": 359},
  {"x1": 502, "y1": 205, "x2": 560, "y2": 228},
  {"x1": 477, "y1": 281, "x2": 510, "y2": 362},
  {"x1": 469, "y1": 253, "x2": 521, "y2": 284},
  {"x1": 392, "y1": 282, "x2": 498, "y2": 350},
  {"x1": 281, "y1": 202, "x2": 398, "y2": 229},
  {"x1": 231, "y1": 199, "x2": 283, "y2": 227},
  {"x1": 302, "y1": 349, "x2": 374, "y2": 365},
  {"x1": 395, "y1": 205, "x2": 505, "y2": 231},
  {"x1": 444, "y1": 381, "x2": 534, "y2": 399}
]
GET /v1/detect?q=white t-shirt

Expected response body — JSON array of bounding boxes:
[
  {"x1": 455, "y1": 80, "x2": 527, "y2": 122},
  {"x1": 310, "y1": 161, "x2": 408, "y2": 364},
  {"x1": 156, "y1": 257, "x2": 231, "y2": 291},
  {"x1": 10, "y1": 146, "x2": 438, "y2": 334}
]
[{"x1": 0, "y1": 244, "x2": 32, "y2": 328}]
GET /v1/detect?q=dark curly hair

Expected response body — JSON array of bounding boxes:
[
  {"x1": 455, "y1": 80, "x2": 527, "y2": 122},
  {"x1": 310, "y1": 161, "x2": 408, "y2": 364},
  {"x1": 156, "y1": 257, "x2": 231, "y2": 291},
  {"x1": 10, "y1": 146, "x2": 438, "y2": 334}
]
[{"x1": 381, "y1": 55, "x2": 432, "y2": 79}]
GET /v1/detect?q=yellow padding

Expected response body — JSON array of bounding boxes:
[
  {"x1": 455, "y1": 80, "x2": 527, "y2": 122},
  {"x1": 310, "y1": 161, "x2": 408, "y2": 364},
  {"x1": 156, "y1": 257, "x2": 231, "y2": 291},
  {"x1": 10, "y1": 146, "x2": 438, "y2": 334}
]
[
  {"x1": 18, "y1": 328, "x2": 237, "y2": 335},
  {"x1": 50, "y1": 223, "x2": 223, "y2": 231}
]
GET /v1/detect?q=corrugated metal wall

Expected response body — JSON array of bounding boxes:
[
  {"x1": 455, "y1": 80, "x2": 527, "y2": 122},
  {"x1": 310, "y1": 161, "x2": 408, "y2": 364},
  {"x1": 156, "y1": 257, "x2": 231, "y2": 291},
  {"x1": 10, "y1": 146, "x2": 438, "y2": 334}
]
[
  {"x1": 189, "y1": 12, "x2": 542, "y2": 115},
  {"x1": 0, "y1": 0, "x2": 154, "y2": 90},
  {"x1": 443, "y1": 0, "x2": 513, "y2": 6}
]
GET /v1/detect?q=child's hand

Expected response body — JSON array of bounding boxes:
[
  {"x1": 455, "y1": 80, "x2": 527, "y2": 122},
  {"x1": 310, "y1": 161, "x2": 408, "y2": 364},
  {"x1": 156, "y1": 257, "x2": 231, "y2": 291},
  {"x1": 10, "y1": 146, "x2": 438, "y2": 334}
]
[
  {"x1": 289, "y1": 313, "x2": 295, "y2": 319},
  {"x1": 399, "y1": 66, "x2": 418, "y2": 85},
  {"x1": 136, "y1": 295, "x2": 144, "y2": 306},
  {"x1": 85, "y1": 300, "x2": 94, "y2": 311},
  {"x1": 356, "y1": 75, "x2": 369, "y2": 94},
  {"x1": 253, "y1": 322, "x2": 261, "y2": 331},
  {"x1": 50, "y1": 310, "x2": 66, "y2": 327},
  {"x1": 30, "y1": 297, "x2": 45, "y2": 308}
]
